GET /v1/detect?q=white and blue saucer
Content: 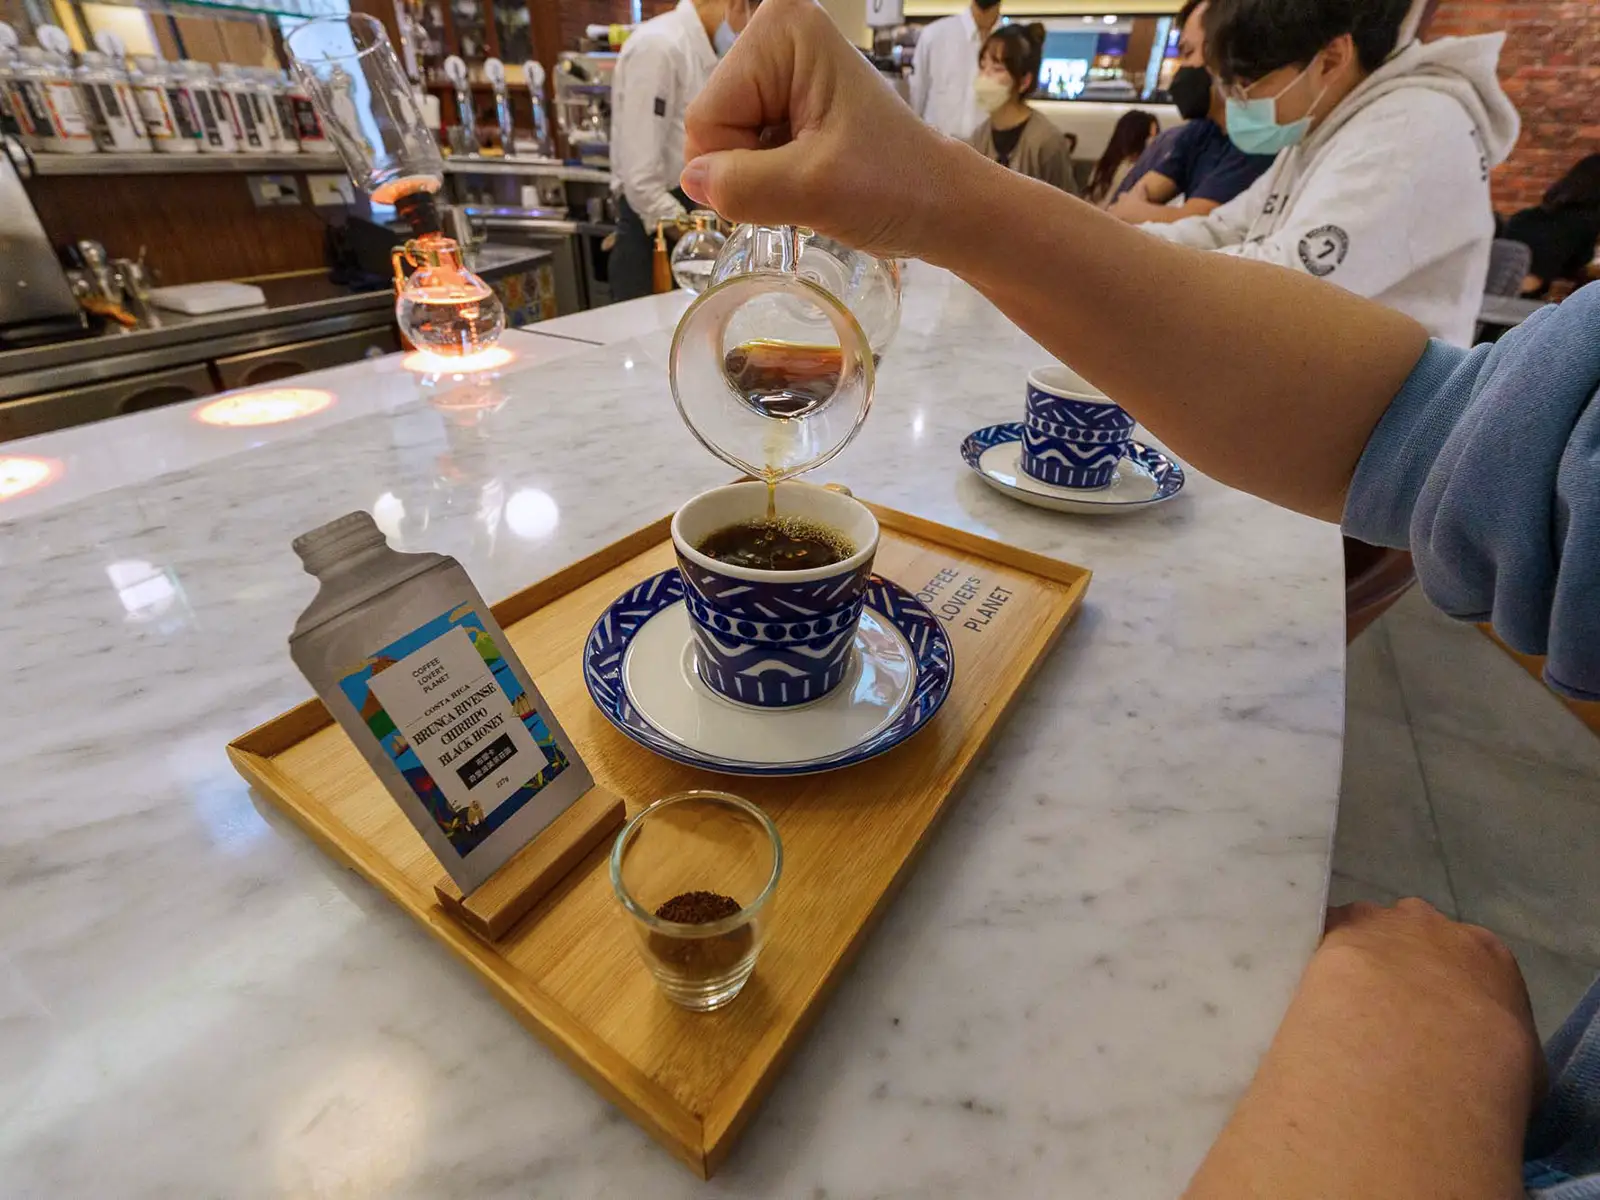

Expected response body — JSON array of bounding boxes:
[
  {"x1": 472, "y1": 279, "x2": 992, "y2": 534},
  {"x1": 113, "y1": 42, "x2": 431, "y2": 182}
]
[
  {"x1": 961, "y1": 423, "x2": 1185, "y2": 515},
  {"x1": 584, "y1": 568, "x2": 954, "y2": 776}
]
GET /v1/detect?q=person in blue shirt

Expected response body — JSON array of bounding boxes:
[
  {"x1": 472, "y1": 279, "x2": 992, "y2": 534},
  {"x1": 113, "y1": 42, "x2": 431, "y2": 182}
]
[
  {"x1": 680, "y1": 3, "x2": 1600, "y2": 1195},
  {"x1": 1104, "y1": 0, "x2": 1275, "y2": 225}
]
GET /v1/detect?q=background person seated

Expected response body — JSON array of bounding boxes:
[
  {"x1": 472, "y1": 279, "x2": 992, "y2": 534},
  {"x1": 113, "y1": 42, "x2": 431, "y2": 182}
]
[
  {"x1": 1105, "y1": 0, "x2": 1275, "y2": 224},
  {"x1": 1140, "y1": 0, "x2": 1519, "y2": 346},
  {"x1": 1085, "y1": 110, "x2": 1159, "y2": 206},
  {"x1": 1503, "y1": 154, "x2": 1600, "y2": 298},
  {"x1": 965, "y1": 23, "x2": 1080, "y2": 195}
]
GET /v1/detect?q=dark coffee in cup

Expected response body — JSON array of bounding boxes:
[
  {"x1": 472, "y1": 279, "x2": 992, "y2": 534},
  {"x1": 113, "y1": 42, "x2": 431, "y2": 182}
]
[
  {"x1": 673, "y1": 480, "x2": 881, "y2": 708},
  {"x1": 696, "y1": 516, "x2": 855, "y2": 572}
]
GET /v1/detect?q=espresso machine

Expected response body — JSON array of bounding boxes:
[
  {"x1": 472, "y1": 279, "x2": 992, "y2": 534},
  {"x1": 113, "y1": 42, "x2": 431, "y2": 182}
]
[{"x1": 0, "y1": 136, "x2": 90, "y2": 349}]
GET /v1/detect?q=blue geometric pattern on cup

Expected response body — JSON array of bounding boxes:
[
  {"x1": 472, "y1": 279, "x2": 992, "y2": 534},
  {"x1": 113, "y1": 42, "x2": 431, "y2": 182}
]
[
  {"x1": 960, "y1": 423, "x2": 1187, "y2": 505},
  {"x1": 676, "y1": 554, "x2": 874, "y2": 709},
  {"x1": 1021, "y1": 424, "x2": 1126, "y2": 488},
  {"x1": 679, "y1": 560, "x2": 876, "y2": 619},
  {"x1": 582, "y1": 568, "x2": 956, "y2": 776},
  {"x1": 1022, "y1": 385, "x2": 1137, "y2": 489}
]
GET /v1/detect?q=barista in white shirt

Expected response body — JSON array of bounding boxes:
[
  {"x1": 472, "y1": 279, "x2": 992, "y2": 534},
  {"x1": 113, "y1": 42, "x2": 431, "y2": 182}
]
[
  {"x1": 909, "y1": 0, "x2": 1003, "y2": 141},
  {"x1": 609, "y1": 0, "x2": 757, "y2": 300}
]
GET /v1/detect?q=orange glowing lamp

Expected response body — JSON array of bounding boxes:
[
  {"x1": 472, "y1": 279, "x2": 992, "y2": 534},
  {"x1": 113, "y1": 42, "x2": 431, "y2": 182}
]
[
  {"x1": 0, "y1": 455, "x2": 62, "y2": 502},
  {"x1": 195, "y1": 388, "x2": 335, "y2": 427}
]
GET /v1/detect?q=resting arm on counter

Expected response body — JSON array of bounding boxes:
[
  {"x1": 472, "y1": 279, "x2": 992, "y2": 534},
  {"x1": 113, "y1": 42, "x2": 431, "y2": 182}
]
[{"x1": 1105, "y1": 170, "x2": 1222, "y2": 224}]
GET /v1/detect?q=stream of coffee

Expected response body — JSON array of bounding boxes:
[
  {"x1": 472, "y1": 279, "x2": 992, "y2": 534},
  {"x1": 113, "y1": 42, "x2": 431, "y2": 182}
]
[{"x1": 724, "y1": 338, "x2": 878, "y2": 524}]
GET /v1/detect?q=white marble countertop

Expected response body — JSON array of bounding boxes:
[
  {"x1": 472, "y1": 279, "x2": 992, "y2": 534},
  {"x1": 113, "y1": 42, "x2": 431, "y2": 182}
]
[{"x1": 0, "y1": 266, "x2": 1345, "y2": 1198}]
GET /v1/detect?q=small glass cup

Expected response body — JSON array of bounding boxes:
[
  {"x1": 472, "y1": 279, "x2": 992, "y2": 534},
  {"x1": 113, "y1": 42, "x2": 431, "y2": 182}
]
[{"x1": 610, "y1": 791, "x2": 782, "y2": 1012}]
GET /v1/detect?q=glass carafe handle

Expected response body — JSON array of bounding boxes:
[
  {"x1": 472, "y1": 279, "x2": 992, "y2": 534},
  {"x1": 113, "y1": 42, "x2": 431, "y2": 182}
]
[{"x1": 748, "y1": 226, "x2": 803, "y2": 276}]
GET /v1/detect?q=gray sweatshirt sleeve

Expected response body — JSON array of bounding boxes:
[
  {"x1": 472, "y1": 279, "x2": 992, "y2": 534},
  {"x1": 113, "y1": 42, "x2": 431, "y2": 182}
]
[{"x1": 1343, "y1": 283, "x2": 1600, "y2": 700}]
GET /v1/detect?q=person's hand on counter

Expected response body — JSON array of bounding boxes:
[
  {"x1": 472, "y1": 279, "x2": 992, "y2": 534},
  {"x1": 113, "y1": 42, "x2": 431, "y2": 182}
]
[
  {"x1": 1184, "y1": 899, "x2": 1543, "y2": 1200},
  {"x1": 1105, "y1": 173, "x2": 1221, "y2": 225}
]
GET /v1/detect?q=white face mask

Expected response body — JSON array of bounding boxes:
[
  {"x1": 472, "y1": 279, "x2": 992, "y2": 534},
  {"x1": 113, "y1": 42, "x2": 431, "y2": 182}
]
[{"x1": 974, "y1": 74, "x2": 1012, "y2": 114}]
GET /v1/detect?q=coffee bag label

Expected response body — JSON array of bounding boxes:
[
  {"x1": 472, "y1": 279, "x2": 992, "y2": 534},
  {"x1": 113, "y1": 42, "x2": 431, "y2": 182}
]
[{"x1": 340, "y1": 603, "x2": 571, "y2": 859}]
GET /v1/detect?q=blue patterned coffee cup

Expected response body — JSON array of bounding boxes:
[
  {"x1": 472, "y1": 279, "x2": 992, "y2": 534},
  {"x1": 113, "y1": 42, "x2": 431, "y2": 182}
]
[
  {"x1": 671, "y1": 481, "x2": 879, "y2": 709},
  {"x1": 1022, "y1": 364, "x2": 1137, "y2": 489}
]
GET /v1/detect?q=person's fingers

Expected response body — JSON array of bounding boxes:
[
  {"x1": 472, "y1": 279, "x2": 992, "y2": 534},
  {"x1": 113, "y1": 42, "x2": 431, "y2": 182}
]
[
  {"x1": 1395, "y1": 895, "x2": 1441, "y2": 918},
  {"x1": 684, "y1": 124, "x2": 765, "y2": 163},
  {"x1": 1468, "y1": 923, "x2": 1511, "y2": 959},
  {"x1": 682, "y1": 144, "x2": 812, "y2": 224},
  {"x1": 683, "y1": 0, "x2": 801, "y2": 160},
  {"x1": 1323, "y1": 901, "x2": 1373, "y2": 933}
]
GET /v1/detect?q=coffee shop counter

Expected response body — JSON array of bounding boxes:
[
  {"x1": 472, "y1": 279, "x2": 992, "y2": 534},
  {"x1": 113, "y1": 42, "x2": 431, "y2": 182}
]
[{"x1": 0, "y1": 265, "x2": 1345, "y2": 1197}]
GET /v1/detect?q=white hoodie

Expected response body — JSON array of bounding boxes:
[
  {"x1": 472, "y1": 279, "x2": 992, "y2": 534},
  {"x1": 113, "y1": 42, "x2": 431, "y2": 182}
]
[{"x1": 1144, "y1": 35, "x2": 1520, "y2": 346}]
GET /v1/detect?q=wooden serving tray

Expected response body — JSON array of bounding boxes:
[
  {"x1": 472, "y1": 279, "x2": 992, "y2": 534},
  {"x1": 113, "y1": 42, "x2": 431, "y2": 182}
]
[{"x1": 228, "y1": 500, "x2": 1090, "y2": 1177}]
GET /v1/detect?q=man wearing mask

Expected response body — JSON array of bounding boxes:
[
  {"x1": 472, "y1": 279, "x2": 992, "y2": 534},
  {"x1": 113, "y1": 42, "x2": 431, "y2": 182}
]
[
  {"x1": 1140, "y1": 0, "x2": 1517, "y2": 345},
  {"x1": 1105, "y1": 0, "x2": 1275, "y2": 224},
  {"x1": 608, "y1": 0, "x2": 757, "y2": 300},
  {"x1": 909, "y1": 0, "x2": 1003, "y2": 141}
]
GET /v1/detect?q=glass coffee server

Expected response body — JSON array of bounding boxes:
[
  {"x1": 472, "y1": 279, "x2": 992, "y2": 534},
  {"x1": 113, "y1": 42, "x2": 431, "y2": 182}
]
[
  {"x1": 670, "y1": 225, "x2": 901, "y2": 483},
  {"x1": 286, "y1": 14, "x2": 505, "y2": 357}
]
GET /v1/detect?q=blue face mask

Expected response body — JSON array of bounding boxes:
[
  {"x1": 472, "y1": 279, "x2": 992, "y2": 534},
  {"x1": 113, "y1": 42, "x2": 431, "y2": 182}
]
[
  {"x1": 714, "y1": 20, "x2": 736, "y2": 55},
  {"x1": 1224, "y1": 61, "x2": 1323, "y2": 156}
]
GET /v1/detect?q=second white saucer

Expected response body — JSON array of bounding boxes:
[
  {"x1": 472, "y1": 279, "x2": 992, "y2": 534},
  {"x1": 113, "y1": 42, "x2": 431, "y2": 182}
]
[{"x1": 961, "y1": 423, "x2": 1185, "y2": 515}]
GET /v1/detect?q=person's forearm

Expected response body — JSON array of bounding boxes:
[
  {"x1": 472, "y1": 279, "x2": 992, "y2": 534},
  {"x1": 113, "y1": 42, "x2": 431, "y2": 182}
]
[
  {"x1": 1131, "y1": 197, "x2": 1218, "y2": 224},
  {"x1": 916, "y1": 144, "x2": 1429, "y2": 521},
  {"x1": 1110, "y1": 194, "x2": 1195, "y2": 224},
  {"x1": 1183, "y1": 944, "x2": 1536, "y2": 1199}
]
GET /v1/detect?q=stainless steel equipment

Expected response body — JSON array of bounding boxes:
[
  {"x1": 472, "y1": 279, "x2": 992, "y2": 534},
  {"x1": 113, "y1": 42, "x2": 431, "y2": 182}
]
[
  {"x1": 521, "y1": 59, "x2": 554, "y2": 159},
  {"x1": 554, "y1": 51, "x2": 614, "y2": 166},
  {"x1": 0, "y1": 362, "x2": 214, "y2": 441},
  {"x1": 76, "y1": 239, "x2": 118, "y2": 303},
  {"x1": 211, "y1": 325, "x2": 398, "y2": 388},
  {"x1": 442, "y1": 54, "x2": 479, "y2": 157},
  {"x1": 467, "y1": 213, "x2": 607, "y2": 314},
  {"x1": 485, "y1": 57, "x2": 514, "y2": 155},
  {"x1": 0, "y1": 135, "x2": 89, "y2": 347}
]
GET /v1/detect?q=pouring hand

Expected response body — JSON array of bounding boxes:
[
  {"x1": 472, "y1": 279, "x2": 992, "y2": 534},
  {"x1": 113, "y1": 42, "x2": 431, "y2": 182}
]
[{"x1": 681, "y1": 0, "x2": 965, "y2": 260}]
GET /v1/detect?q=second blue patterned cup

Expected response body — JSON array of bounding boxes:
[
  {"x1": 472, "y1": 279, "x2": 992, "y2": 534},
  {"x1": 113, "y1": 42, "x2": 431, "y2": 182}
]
[
  {"x1": 671, "y1": 481, "x2": 879, "y2": 709},
  {"x1": 1022, "y1": 364, "x2": 1137, "y2": 489}
]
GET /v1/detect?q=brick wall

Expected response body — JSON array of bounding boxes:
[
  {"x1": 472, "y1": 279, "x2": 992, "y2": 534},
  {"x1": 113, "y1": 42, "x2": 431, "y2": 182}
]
[{"x1": 1426, "y1": 0, "x2": 1600, "y2": 213}]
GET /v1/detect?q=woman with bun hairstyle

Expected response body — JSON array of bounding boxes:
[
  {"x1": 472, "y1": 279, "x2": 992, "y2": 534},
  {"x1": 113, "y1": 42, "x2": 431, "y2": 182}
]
[{"x1": 965, "y1": 23, "x2": 1079, "y2": 194}]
